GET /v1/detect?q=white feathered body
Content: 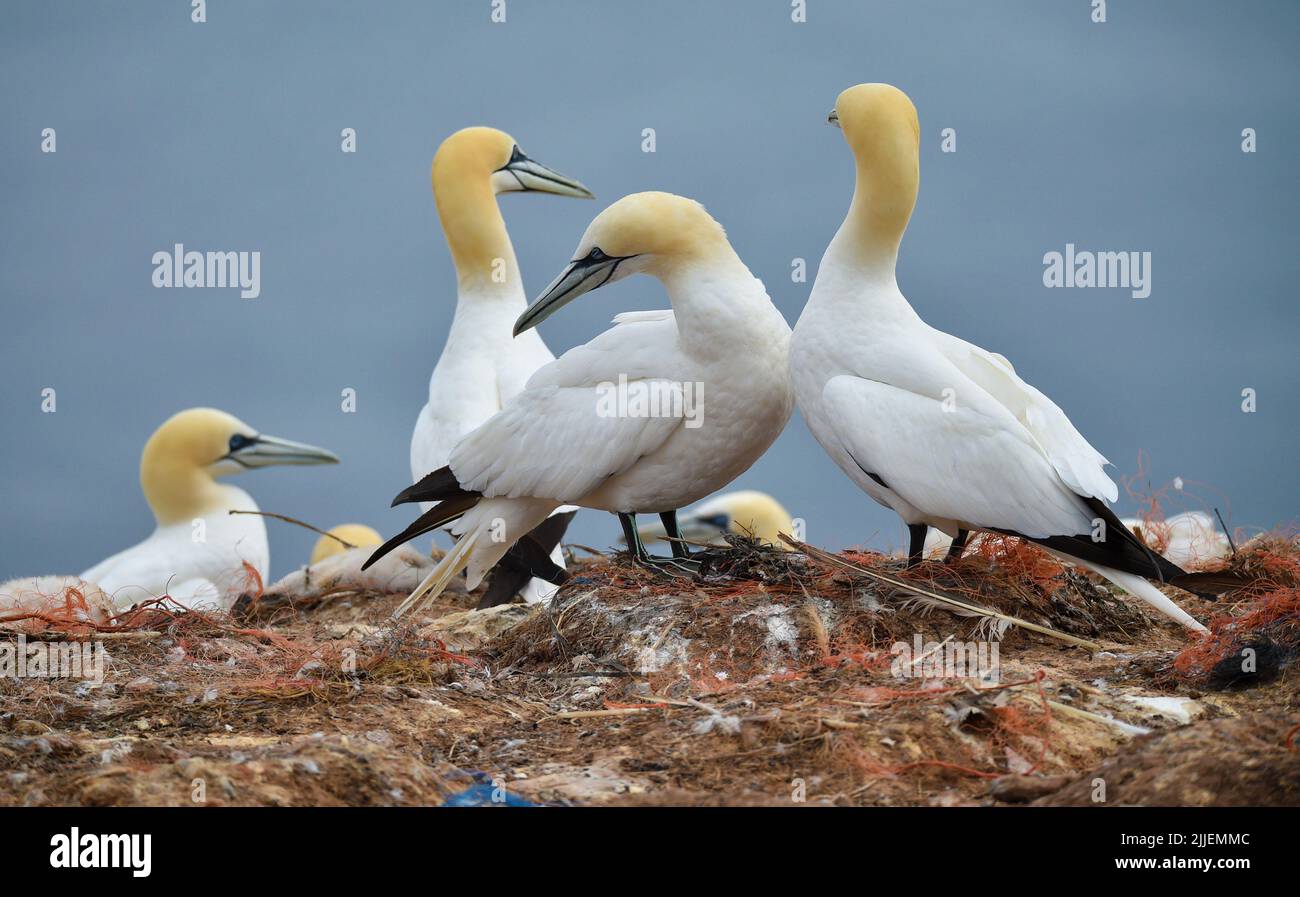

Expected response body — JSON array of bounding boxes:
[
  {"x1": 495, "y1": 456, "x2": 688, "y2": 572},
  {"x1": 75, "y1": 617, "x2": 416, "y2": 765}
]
[
  {"x1": 411, "y1": 285, "x2": 557, "y2": 489},
  {"x1": 80, "y1": 485, "x2": 267, "y2": 610},
  {"x1": 444, "y1": 262, "x2": 793, "y2": 591}
]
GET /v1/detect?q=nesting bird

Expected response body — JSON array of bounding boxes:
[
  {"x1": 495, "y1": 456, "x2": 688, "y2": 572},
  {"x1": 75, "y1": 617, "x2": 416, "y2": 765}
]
[
  {"x1": 634, "y1": 490, "x2": 795, "y2": 550},
  {"x1": 370, "y1": 192, "x2": 794, "y2": 616},
  {"x1": 410, "y1": 126, "x2": 592, "y2": 606},
  {"x1": 310, "y1": 524, "x2": 383, "y2": 564},
  {"x1": 789, "y1": 84, "x2": 1208, "y2": 632},
  {"x1": 80, "y1": 408, "x2": 337, "y2": 610}
]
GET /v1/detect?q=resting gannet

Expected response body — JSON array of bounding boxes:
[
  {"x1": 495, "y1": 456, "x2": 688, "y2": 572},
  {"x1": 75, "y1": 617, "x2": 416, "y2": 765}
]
[
  {"x1": 369, "y1": 192, "x2": 794, "y2": 616},
  {"x1": 789, "y1": 84, "x2": 1207, "y2": 632},
  {"x1": 81, "y1": 408, "x2": 338, "y2": 610},
  {"x1": 634, "y1": 490, "x2": 795, "y2": 550},
  {"x1": 411, "y1": 126, "x2": 592, "y2": 607},
  {"x1": 310, "y1": 524, "x2": 383, "y2": 564},
  {"x1": 1121, "y1": 511, "x2": 1232, "y2": 569}
]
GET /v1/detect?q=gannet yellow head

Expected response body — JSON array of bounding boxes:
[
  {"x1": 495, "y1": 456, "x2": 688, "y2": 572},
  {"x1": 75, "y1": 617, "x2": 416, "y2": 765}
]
[
  {"x1": 432, "y1": 127, "x2": 592, "y2": 287},
  {"x1": 634, "y1": 491, "x2": 796, "y2": 550},
  {"x1": 310, "y1": 524, "x2": 383, "y2": 564},
  {"x1": 139, "y1": 408, "x2": 338, "y2": 525},
  {"x1": 514, "y1": 191, "x2": 729, "y2": 334},
  {"x1": 828, "y1": 83, "x2": 921, "y2": 256}
]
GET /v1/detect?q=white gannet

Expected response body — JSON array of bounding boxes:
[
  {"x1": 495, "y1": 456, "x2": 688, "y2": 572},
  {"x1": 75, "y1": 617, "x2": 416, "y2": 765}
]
[
  {"x1": 633, "y1": 490, "x2": 796, "y2": 550},
  {"x1": 789, "y1": 84, "x2": 1208, "y2": 632},
  {"x1": 80, "y1": 408, "x2": 338, "y2": 610},
  {"x1": 1121, "y1": 511, "x2": 1232, "y2": 569},
  {"x1": 411, "y1": 126, "x2": 592, "y2": 607},
  {"x1": 310, "y1": 524, "x2": 383, "y2": 565},
  {"x1": 369, "y1": 192, "x2": 794, "y2": 616}
]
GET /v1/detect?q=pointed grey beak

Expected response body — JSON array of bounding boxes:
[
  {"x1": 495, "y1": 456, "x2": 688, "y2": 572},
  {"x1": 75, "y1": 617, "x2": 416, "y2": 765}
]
[
  {"x1": 514, "y1": 251, "x2": 627, "y2": 336},
  {"x1": 827, "y1": 109, "x2": 840, "y2": 128},
  {"x1": 227, "y1": 434, "x2": 340, "y2": 469},
  {"x1": 496, "y1": 146, "x2": 594, "y2": 199}
]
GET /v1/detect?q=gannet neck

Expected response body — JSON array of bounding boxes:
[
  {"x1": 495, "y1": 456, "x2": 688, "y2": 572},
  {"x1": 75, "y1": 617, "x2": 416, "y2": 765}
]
[
  {"x1": 434, "y1": 173, "x2": 522, "y2": 295},
  {"x1": 831, "y1": 83, "x2": 921, "y2": 277},
  {"x1": 140, "y1": 450, "x2": 236, "y2": 526},
  {"x1": 659, "y1": 248, "x2": 775, "y2": 349}
]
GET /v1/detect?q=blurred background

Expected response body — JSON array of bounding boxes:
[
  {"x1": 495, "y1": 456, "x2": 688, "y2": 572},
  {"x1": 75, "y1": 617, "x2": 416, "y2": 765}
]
[{"x1": 2, "y1": 0, "x2": 1296, "y2": 579}]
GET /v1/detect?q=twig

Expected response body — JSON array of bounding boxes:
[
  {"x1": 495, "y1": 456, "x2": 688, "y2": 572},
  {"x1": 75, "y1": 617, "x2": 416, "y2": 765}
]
[
  {"x1": 1214, "y1": 507, "x2": 1238, "y2": 556},
  {"x1": 229, "y1": 510, "x2": 355, "y2": 549},
  {"x1": 781, "y1": 534, "x2": 1100, "y2": 651}
]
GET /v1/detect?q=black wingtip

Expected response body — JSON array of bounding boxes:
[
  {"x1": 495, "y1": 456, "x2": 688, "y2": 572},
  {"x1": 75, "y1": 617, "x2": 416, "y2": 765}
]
[{"x1": 391, "y1": 466, "x2": 477, "y2": 508}]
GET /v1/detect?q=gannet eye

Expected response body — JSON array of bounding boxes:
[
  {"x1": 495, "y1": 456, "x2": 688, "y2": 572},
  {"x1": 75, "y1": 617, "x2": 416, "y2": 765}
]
[
  {"x1": 588, "y1": 248, "x2": 606, "y2": 262},
  {"x1": 228, "y1": 433, "x2": 254, "y2": 453}
]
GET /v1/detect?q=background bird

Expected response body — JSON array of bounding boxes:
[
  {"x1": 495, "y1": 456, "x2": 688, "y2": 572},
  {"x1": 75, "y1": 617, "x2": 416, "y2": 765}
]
[
  {"x1": 410, "y1": 126, "x2": 591, "y2": 607},
  {"x1": 632, "y1": 490, "x2": 795, "y2": 551},
  {"x1": 309, "y1": 524, "x2": 383, "y2": 565},
  {"x1": 80, "y1": 408, "x2": 337, "y2": 610}
]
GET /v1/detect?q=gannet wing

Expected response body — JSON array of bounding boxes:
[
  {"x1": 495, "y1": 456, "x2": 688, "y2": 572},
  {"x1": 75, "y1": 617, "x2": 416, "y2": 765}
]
[
  {"x1": 925, "y1": 327, "x2": 1118, "y2": 503},
  {"x1": 451, "y1": 320, "x2": 690, "y2": 502},
  {"x1": 449, "y1": 382, "x2": 684, "y2": 502},
  {"x1": 820, "y1": 374, "x2": 1093, "y2": 539},
  {"x1": 525, "y1": 313, "x2": 682, "y2": 390}
]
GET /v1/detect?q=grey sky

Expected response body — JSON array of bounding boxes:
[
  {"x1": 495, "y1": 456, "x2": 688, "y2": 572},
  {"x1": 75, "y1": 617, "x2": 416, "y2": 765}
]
[{"x1": 2, "y1": 0, "x2": 1296, "y2": 581}]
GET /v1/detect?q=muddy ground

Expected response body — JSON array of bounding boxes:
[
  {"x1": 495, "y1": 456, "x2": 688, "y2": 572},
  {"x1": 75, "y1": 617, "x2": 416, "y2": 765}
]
[{"x1": 2, "y1": 535, "x2": 1297, "y2": 807}]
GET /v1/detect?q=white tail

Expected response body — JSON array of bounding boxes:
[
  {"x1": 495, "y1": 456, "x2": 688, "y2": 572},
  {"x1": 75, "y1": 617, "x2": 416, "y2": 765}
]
[
  {"x1": 1046, "y1": 549, "x2": 1208, "y2": 633},
  {"x1": 392, "y1": 498, "x2": 560, "y2": 620}
]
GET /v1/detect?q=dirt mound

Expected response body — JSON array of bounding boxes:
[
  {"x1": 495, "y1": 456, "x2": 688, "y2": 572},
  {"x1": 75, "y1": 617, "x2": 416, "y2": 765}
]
[{"x1": 2, "y1": 537, "x2": 1296, "y2": 806}]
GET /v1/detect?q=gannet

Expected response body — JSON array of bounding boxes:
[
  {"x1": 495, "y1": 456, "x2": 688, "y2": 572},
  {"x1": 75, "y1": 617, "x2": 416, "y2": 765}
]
[
  {"x1": 633, "y1": 490, "x2": 795, "y2": 550},
  {"x1": 310, "y1": 524, "x2": 383, "y2": 564},
  {"x1": 411, "y1": 126, "x2": 592, "y2": 607},
  {"x1": 369, "y1": 192, "x2": 794, "y2": 616},
  {"x1": 81, "y1": 408, "x2": 338, "y2": 610},
  {"x1": 1121, "y1": 511, "x2": 1232, "y2": 569},
  {"x1": 789, "y1": 84, "x2": 1208, "y2": 632}
]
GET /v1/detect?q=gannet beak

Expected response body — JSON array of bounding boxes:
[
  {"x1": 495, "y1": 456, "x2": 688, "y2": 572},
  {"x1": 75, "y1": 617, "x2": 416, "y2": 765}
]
[
  {"x1": 225, "y1": 434, "x2": 340, "y2": 469},
  {"x1": 495, "y1": 146, "x2": 594, "y2": 199},
  {"x1": 514, "y1": 251, "x2": 627, "y2": 335},
  {"x1": 827, "y1": 109, "x2": 840, "y2": 128}
]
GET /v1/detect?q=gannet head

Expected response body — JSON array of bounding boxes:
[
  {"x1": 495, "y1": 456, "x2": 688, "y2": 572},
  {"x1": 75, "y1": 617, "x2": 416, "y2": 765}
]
[
  {"x1": 633, "y1": 490, "x2": 796, "y2": 550},
  {"x1": 828, "y1": 84, "x2": 920, "y2": 247},
  {"x1": 310, "y1": 524, "x2": 383, "y2": 564},
  {"x1": 433, "y1": 127, "x2": 593, "y2": 200},
  {"x1": 514, "y1": 191, "x2": 728, "y2": 334},
  {"x1": 140, "y1": 408, "x2": 339, "y2": 524}
]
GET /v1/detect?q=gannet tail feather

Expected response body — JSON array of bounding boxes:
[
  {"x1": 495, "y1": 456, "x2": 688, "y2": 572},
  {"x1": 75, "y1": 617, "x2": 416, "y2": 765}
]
[
  {"x1": 476, "y1": 510, "x2": 577, "y2": 609},
  {"x1": 1013, "y1": 495, "x2": 1186, "y2": 583},
  {"x1": 394, "y1": 528, "x2": 483, "y2": 619},
  {"x1": 363, "y1": 493, "x2": 481, "y2": 571},
  {"x1": 392, "y1": 498, "x2": 559, "y2": 618},
  {"x1": 391, "y1": 465, "x2": 479, "y2": 508},
  {"x1": 1048, "y1": 550, "x2": 1207, "y2": 633}
]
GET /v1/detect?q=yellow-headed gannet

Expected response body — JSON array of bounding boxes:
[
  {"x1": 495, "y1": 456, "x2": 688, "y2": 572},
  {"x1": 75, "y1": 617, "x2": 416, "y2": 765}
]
[
  {"x1": 310, "y1": 524, "x2": 383, "y2": 564},
  {"x1": 411, "y1": 126, "x2": 592, "y2": 607},
  {"x1": 789, "y1": 84, "x2": 1207, "y2": 632},
  {"x1": 81, "y1": 408, "x2": 338, "y2": 610},
  {"x1": 370, "y1": 192, "x2": 794, "y2": 616},
  {"x1": 634, "y1": 490, "x2": 795, "y2": 550}
]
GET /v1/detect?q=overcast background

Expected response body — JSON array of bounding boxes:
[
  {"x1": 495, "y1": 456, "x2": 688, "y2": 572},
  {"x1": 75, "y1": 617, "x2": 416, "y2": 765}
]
[{"x1": 2, "y1": 0, "x2": 1296, "y2": 581}]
